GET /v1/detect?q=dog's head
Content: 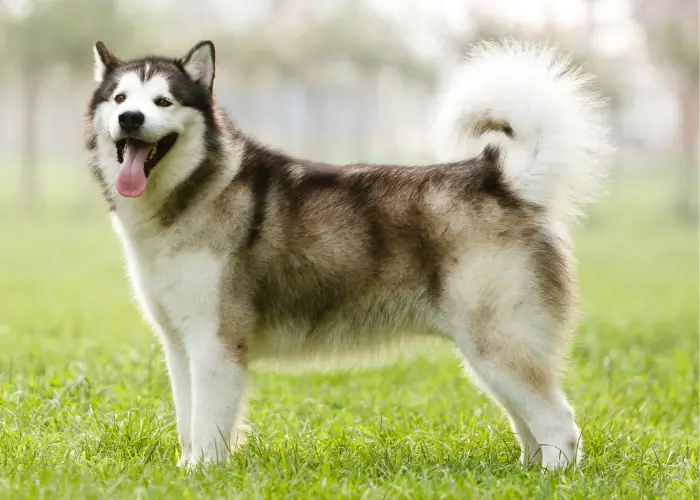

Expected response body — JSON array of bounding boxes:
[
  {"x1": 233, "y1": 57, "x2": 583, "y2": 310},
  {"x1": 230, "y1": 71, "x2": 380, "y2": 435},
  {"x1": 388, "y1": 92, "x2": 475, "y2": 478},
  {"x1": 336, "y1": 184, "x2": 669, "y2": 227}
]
[{"x1": 86, "y1": 41, "x2": 217, "y2": 200}]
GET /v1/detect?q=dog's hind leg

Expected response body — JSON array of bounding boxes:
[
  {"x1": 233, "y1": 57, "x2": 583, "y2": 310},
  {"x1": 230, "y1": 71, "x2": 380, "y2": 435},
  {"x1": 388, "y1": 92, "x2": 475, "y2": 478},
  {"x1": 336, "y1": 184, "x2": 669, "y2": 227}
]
[
  {"x1": 448, "y1": 299, "x2": 582, "y2": 469},
  {"x1": 457, "y1": 316, "x2": 582, "y2": 468},
  {"x1": 485, "y1": 391, "x2": 542, "y2": 466}
]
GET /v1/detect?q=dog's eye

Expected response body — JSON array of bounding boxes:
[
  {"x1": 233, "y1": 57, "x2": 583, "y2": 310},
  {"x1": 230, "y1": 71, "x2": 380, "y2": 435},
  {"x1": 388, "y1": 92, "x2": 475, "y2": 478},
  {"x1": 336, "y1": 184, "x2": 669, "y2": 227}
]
[
  {"x1": 155, "y1": 98, "x2": 172, "y2": 108},
  {"x1": 114, "y1": 93, "x2": 126, "y2": 104}
]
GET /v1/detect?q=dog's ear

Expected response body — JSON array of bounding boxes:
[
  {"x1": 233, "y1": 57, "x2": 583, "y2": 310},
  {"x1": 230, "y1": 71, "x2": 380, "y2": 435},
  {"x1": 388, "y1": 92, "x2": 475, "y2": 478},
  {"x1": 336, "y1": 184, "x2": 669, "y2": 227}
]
[
  {"x1": 181, "y1": 41, "x2": 215, "y2": 92},
  {"x1": 93, "y1": 41, "x2": 120, "y2": 83}
]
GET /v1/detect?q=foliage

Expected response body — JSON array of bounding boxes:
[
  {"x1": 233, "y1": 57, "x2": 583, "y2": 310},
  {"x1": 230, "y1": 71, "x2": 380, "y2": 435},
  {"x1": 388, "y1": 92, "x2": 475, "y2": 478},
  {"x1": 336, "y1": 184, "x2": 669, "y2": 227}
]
[
  {"x1": 634, "y1": 0, "x2": 699, "y2": 84},
  {"x1": 1, "y1": 0, "x2": 141, "y2": 74},
  {"x1": 443, "y1": 15, "x2": 625, "y2": 107},
  {"x1": 294, "y1": 4, "x2": 435, "y2": 85},
  {"x1": 218, "y1": 4, "x2": 435, "y2": 87}
]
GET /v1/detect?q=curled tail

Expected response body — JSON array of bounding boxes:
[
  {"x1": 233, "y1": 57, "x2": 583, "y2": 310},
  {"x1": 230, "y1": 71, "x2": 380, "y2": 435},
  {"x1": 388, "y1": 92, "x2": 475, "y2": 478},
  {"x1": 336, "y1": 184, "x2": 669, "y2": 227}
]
[{"x1": 433, "y1": 40, "x2": 613, "y2": 221}]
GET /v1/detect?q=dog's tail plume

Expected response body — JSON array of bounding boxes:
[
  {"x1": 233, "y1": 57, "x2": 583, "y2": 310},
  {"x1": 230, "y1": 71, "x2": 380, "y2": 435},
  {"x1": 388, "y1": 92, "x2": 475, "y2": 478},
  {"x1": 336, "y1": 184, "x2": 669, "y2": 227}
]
[{"x1": 433, "y1": 40, "x2": 613, "y2": 222}]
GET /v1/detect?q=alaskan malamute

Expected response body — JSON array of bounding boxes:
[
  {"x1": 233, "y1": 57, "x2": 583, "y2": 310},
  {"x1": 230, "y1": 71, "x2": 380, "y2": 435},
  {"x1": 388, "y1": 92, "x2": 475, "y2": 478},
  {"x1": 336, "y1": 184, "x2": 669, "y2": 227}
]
[{"x1": 85, "y1": 39, "x2": 611, "y2": 469}]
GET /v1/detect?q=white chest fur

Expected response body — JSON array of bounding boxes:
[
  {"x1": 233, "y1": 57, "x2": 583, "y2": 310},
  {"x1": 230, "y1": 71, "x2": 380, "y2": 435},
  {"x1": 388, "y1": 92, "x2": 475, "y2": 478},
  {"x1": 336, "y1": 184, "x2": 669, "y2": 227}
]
[{"x1": 110, "y1": 214, "x2": 225, "y2": 344}]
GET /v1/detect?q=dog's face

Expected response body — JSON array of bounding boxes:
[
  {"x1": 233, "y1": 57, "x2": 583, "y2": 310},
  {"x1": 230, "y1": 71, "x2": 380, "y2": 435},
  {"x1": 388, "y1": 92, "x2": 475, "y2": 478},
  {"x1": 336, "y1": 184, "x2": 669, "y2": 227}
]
[{"x1": 87, "y1": 41, "x2": 216, "y2": 199}]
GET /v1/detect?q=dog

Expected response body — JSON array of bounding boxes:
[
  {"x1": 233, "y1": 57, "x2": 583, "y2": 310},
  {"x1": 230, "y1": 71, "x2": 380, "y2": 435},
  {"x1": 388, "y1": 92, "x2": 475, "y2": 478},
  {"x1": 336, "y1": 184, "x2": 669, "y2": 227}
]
[{"x1": 84, "y1": 39, "x2": 611, "y2": 470}]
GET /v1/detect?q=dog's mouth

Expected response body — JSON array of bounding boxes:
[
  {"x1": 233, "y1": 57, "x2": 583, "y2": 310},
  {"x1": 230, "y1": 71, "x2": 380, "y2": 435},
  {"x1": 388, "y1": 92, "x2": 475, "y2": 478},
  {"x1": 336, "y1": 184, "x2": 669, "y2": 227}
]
[{"x1": 115, "y1": 133, "x2": 178, "y2": 198}]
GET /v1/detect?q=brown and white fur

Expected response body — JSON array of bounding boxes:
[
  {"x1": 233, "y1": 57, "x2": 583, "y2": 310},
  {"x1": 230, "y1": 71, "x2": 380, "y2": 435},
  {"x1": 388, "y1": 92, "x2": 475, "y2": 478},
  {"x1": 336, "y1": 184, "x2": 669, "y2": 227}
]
[{"x1": 84, "y1": 39, "x2": 611, "y2": 470}]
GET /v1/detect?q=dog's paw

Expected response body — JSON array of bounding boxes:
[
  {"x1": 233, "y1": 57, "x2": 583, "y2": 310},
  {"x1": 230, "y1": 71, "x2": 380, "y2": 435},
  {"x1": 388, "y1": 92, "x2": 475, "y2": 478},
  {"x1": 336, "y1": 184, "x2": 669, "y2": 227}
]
[
  {"x1": 183, "y1": 449, "x2": 231, "y2": 471},
  {"x1": 176, "y1": 453, "x2": 190, "y2": 469},
  {"x1": 176, "y1": 443, "x2": 192, "y2": 469},
  {"x1": 540, "y1": 444, "x2": 581, "y2": 471}
]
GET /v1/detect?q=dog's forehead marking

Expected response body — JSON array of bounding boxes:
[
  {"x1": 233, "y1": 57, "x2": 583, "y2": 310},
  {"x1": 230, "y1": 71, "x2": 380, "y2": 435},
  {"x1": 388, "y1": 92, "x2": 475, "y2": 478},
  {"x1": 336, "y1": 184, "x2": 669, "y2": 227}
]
[
  {"x1": 115, "y1": 72, "x2": 142, "y2": 95},
  {"x1": 115, "y1": 71, "x2": 172, "y2": 99}
]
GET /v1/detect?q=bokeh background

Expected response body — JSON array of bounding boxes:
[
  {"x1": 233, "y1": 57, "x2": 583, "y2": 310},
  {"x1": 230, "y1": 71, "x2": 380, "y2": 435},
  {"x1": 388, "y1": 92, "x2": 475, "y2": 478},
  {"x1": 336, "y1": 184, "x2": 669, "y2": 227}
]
[
  {"x1": 0, "y1": 1, "x2": 698, "y2": 496},
  {"x1": 0, "y1": 0, "x2": 697, "y2": 215}
]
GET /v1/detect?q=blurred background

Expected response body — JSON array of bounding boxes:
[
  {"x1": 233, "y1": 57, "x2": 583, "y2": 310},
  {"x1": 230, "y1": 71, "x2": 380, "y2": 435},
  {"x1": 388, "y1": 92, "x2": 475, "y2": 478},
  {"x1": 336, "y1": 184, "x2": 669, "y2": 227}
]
[{"x1": 0, "y1": 0, "x2": 697, "y2": 220}]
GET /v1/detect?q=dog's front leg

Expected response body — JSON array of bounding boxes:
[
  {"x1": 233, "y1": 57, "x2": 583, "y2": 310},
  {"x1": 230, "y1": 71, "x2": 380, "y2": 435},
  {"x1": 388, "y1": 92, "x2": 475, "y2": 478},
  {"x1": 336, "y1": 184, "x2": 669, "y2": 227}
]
[
  {"x1": 185, "y1": 326, "x2": 248, "y2": 468},
  {"x1": 162, "y1": 339, "x2": 193, "y2": 467}
]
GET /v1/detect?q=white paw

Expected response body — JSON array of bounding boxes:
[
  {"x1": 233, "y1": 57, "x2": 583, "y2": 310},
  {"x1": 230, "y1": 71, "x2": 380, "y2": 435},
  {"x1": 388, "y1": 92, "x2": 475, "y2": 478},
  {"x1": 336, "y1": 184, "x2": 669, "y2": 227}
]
[
  {"x1": 176, "y1": 443, "x2": 191, "y2": 468},
  {"x1": 176, "y1": 453, "x2": 190, "y2": 469},
  {"x1": 184, "y1": 447, "x2": 231, "y2": 471},
  {"x1": 540, "y1": 443, "x2": 580, "y2": 470}
]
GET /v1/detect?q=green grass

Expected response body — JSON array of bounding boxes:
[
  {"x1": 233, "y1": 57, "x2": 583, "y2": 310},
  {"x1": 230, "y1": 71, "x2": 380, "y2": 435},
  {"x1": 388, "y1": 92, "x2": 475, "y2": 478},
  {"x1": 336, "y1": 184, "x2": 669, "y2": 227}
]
[{"x1": 0, "y1": 168, "x2": 698, "y2": 498}]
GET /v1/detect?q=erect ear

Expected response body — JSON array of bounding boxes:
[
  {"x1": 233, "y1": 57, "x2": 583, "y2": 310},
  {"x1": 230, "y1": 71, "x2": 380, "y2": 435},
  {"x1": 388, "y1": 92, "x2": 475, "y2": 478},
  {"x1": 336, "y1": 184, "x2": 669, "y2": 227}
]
[
  {"x1": 93, "y1": 41, "x2": 120, "y2": 83},
  {"x1": 181, "y1": 40, "x2": 215, "y2": 92}
]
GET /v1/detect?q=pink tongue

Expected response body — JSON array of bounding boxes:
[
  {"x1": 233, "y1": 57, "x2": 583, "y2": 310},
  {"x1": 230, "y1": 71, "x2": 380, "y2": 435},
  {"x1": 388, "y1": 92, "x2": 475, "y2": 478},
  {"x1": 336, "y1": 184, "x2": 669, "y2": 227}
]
[{"x1": 116, "y1": 143, "x2": 152, "y2": 198}]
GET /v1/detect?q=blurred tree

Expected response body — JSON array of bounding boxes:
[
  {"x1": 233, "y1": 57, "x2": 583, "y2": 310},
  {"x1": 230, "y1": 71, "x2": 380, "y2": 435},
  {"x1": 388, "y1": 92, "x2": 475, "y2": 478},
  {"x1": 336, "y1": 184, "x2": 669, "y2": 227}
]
[
  {"x1": 218, "y1": 0, "x2": 435, "y2": 159},
  {"x1": 292, "y1": 4, "x2": 435, "y2": 87},
  {"x1": 293, "y1": 3, "x2": 434, "y2": 158},
  {"x1": 1, "y1": 0, "x2": 140, "y2": 211},
  {"x1": 443, "y1": 10, "x2": 624, "y2": 109},
  {"x1": 634, "y1": 0, "x2": 699, "y2": 222}
]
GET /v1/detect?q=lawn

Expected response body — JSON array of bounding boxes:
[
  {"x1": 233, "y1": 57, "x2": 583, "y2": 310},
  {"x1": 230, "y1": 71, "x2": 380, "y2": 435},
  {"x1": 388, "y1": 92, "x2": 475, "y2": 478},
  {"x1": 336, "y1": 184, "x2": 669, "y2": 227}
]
[{"x1": 0, "y1": 167, "x2": 697, "y2": 498}]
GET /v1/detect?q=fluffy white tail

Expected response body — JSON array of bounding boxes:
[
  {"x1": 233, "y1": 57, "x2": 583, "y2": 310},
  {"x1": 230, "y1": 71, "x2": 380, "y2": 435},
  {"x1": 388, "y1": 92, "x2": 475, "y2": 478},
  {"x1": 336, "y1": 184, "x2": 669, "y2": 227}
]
[{"x1": 433, "y1": 40, "x2": 613, "y2": 221}]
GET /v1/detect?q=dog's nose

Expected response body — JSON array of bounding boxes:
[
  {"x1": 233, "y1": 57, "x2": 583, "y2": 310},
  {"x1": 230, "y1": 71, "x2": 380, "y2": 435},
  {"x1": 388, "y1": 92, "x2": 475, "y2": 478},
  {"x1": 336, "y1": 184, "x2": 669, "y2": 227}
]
[{"x1": 118, "y1": 111, "x2": 145, "y2": 132}]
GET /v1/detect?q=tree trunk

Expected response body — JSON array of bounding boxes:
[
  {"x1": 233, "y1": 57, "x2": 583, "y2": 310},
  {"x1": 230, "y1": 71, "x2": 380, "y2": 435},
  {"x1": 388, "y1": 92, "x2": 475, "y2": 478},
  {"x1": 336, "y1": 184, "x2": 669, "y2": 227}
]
[
  {"x1": 677, "y1": 81, "x2": 699, "y2": 223},
  {"x1": 20, "y1": 68, "x2": 40, "y2": 212}
]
